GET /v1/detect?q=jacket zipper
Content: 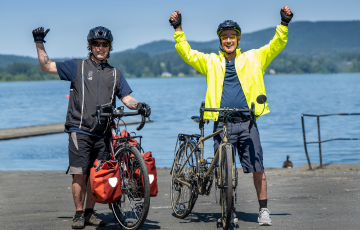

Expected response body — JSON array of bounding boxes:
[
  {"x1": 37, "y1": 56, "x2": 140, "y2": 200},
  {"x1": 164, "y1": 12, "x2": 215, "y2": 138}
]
[{"x1": 97, "y1": 68, "x2": 100, "y2": 105}]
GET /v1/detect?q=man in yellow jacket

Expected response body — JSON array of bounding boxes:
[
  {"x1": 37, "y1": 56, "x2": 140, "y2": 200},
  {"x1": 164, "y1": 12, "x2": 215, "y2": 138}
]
[{"x1": 170, "y1": 6, "x2": 293, "y2": 226}]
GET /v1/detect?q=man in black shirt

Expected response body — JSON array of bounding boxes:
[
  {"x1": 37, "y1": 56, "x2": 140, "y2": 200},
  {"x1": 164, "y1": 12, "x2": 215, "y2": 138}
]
[{"x1": 32, "y1": 26, "x2": 151, "y2": 229}]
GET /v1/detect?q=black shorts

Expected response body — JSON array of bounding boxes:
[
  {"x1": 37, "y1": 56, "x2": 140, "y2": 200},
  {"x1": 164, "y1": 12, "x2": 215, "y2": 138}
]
[
  {"x1": 213, "y1": 120, "x2": 264, "y2": 173},
  {"x1": 68, "y1": 132, "x2": 110, "y2": 175}
]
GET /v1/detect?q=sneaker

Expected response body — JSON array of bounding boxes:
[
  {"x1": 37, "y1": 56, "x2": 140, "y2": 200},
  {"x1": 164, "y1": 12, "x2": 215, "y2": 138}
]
[
  {"x1": 71, "y1": 213, "x2": 85, "y2": 229},
  {"x1": 85, "y1": 211, "x2": 106, "y2": 227},
  {"x1": 217, "y1": 210, "x2": 238, "y2": 225},
  {"x1": 258, "y1": 208, "x2": 272, "y2": 226}
]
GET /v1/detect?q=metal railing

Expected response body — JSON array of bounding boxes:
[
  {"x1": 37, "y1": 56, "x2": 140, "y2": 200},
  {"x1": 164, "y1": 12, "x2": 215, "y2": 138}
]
[{"x1": 301, "y1": 113, "x2": 360, "y2": 170}]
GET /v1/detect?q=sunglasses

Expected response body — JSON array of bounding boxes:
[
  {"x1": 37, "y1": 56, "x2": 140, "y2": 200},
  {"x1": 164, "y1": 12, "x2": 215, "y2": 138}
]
[
  {"x1": 92, "y1": 41, "x2": 110, "y2": 47},
  {"x1": 220, "y1": 34, "x2": 238, "y2": 41}
]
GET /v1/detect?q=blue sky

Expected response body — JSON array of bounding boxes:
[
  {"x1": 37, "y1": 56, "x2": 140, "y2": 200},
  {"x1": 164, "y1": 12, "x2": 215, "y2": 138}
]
[{"x1": 1, "y1": 0, "x2": 360, "y2": 58}]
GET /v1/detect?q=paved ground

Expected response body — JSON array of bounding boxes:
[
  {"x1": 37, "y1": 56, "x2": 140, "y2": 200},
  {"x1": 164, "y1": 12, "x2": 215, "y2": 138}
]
[{"x1": 1, "y1": 164, "x2": 360, "y2": 230}]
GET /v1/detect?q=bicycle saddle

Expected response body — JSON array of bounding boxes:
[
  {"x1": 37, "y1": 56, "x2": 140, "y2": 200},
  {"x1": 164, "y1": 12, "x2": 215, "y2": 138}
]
[
  {"x1": 191, "y1": 116, "x2": 210, "y2": 125},
  {"x1": 191, "y1": 116, "x2": 200, "y2": 124}
]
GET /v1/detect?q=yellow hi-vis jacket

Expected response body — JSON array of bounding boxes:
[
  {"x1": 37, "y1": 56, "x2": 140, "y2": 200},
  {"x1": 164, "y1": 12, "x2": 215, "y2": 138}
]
[{"x1": 174, "y1": 24, "x2": 288, "y2": 121}]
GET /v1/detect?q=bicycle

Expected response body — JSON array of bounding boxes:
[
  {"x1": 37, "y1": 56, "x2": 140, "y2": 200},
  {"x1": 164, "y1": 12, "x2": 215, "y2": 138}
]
[
  {"x1": 91, "y1": 102, "x2": 151, "y2": 230},
  {"x1": 170, "y1": 95, "x2": 267, "y2": 230}
]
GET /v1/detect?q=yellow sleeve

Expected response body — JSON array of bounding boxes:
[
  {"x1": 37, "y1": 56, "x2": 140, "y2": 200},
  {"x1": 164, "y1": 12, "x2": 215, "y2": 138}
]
[
  {"x1": 254, "y1": 24, "x2": 288, "y2": 70},
  {"x1": 174, "y1": 31, "x2": 209, "y2": 76}
]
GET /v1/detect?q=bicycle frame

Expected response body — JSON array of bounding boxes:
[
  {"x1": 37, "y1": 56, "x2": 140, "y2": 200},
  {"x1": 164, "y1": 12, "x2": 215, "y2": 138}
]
[
  {"x1": 174, "y1": 105, "x2": 248, "y2": 194},
  {"x1": 174, "y1": 128, "x2": 224, "y2": 187}
]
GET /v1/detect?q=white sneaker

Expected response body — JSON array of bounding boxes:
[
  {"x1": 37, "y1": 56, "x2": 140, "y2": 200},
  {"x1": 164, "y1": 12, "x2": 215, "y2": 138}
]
[{"x1": 258, "y1": 208, "x2": 272, "y2": 226}]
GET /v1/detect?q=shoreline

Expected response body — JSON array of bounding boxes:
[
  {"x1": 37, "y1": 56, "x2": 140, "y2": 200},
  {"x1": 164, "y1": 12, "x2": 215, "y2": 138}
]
[{"x1": 0, "y1": 72, "x2": 359, "y2": 82}]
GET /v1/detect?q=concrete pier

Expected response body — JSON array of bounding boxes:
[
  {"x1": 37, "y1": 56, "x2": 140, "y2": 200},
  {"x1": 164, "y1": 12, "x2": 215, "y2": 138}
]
[
  {"x1": 0, "y1": 163, "x2": 359, "y2": 229},
  {"x1": 0, "y1": 120, "x2": 153, "y2": 140}
]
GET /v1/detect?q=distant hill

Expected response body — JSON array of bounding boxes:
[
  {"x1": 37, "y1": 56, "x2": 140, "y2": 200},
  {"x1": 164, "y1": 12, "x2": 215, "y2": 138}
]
[
  {"x1": 120, "y1": 21, "x2": 360, "y2": 56},
  {"x1": 1, "y1": 20, "x2": 359, "y2": 68},
  {"x1": 1, "y1": 20, "x2": 360, "y2": 80},
  {"x1": 0, "y1": 56, "x2": 79, "y2": 68},
  {"x1": 0, "y1": 55, "x2": 39, "y2": 68}
]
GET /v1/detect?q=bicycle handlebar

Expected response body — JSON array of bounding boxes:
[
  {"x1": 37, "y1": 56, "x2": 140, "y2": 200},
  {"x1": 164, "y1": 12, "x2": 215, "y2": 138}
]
[
  {"x1": 200, "y1": 102, "x2": 257, "y2": 131},
  {"x1": 203, "y1": 108, "x2": 252, "y2": 112},
  {"x1": 112, "y1": 107, "x2": 147, "y2": 131},
  {"x1": 89, "y1": 104, "x2": 147, "y2": 133}
]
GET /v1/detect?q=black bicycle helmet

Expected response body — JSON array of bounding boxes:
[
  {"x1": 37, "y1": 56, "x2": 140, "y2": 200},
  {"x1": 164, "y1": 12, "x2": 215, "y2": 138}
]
[
  {"x1": 217, "y1": 20, "x2": 241, "y2": 36},
  {"x1": 87, "y1": 26, "x2": 113, "y2": 42}
]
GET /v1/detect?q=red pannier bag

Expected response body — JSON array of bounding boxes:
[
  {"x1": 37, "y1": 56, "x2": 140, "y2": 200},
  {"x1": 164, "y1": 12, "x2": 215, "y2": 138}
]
[
  {"x1": 135, "y1": 151, "x2": 158, "y2": 197},
  {"x1": 90, "y1": 159, "x2": 122, "y2": 204}
]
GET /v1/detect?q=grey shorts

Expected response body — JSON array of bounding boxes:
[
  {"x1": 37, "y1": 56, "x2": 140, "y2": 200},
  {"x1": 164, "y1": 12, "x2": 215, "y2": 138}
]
[
  {"x1": 213, "y1": 120, "x2": 264, "y2": 173},
  {"x1": 68, "y1": 132, "x2": 110, "y2": 175}
]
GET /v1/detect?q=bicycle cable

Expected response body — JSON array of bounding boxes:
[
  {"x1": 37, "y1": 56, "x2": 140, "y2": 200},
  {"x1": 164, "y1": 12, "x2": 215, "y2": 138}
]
[{"x1": 117, "y1": 118, "x2": 127, "y2": 134}]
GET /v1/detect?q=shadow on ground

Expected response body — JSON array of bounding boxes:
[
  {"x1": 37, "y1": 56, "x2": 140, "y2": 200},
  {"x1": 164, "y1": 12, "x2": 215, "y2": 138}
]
[{"x1": 57, "y1": 213, "x2": 161, "y2": 230}]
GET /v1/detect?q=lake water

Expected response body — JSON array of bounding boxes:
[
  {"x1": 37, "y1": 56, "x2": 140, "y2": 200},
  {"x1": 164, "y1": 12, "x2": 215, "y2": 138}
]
[{"x1": 0, "y1": 73, "x2": 359, "y2": 171}]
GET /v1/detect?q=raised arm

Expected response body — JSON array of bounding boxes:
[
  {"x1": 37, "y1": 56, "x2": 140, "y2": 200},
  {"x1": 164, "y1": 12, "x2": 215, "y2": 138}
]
[
  {"x1": 255, "y1": 6, "x2": 293, "y2": 70},
  {"x1": 33, "y1": 27, "x2": 58, "y2": 75},
  {"x1": 169, "y1": 11, "x2": 209, "y2": 76}
]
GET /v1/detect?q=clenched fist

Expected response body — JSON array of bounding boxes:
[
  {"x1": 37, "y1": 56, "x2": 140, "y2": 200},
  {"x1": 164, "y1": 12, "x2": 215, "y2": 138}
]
[
  {"x1": 280, "y1": 6, "x2": 293, "y2": 26},
  {"x1": 169, "y1": 10, "x2": 181, "y2": 30}
]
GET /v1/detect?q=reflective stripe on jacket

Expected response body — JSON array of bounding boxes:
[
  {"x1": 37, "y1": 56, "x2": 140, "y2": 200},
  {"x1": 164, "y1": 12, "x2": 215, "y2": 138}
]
[{"x1": 174, "y1": 24, "x2": 288, "y2": 121}]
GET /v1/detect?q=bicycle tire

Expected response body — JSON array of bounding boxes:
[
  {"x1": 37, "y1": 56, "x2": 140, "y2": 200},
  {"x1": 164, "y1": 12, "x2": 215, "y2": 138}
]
[
  {"x1": 109, "y1": 143, "x2": 150, "y2": 230},
  {"x1": 220, "y1": 144, "x2": 233, "y2": 230},
  {"x1": 171, "y1": 141, "x2": 198, "y2": 219}
]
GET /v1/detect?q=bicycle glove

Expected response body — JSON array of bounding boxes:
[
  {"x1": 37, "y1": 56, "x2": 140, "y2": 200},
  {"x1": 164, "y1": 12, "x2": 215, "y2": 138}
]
[
  {"x1": 32, "y1": 27, "x2": 50, "y2": 43},
  {"x1": 169, "y1": 12, "x2": 181, "y2": 29},
  {"x1": 137, "y1": 102, "x2": 151, "y2": 117},
  {"x1": 280, "y1": 9, "x2": 293, "y2": 26}
]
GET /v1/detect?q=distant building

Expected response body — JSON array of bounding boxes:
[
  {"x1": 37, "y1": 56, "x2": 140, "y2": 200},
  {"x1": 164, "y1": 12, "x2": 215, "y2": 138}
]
[
  {"x1": 269, "y1": 69, "x2": 276, "y2": 75},
  {"x1": 177, "y1": 72, "x2": 185, "y2": 77},
  {"x1": 161, "y1": 72, "x2": 172, "y2": 77}
]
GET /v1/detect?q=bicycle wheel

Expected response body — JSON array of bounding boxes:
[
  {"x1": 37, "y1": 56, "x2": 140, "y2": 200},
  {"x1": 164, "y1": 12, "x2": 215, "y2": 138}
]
[
  {"x1": 171, "y1": 140, "x2": 198, "y2": 219},
  {"x1": 109, "y1": 143, "x2": 150, "y2": 230},
  {"x1": 220, "y1": 144, "x2": 233, "y2": 230}
]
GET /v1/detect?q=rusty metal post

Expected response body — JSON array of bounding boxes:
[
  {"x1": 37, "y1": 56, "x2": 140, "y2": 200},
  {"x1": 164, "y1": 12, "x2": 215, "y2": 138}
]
[
  {"x1": 302, "y1": 115, "x2": 312, "y2": 170},
  {"x1": 317, "y1": 116, "x2": 323, "y2": 168}
]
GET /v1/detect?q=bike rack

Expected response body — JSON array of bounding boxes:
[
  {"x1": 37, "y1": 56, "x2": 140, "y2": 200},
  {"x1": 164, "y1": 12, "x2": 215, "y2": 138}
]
[{"x1": 301, "y1": 113, "x2": 360, "y2": 170}]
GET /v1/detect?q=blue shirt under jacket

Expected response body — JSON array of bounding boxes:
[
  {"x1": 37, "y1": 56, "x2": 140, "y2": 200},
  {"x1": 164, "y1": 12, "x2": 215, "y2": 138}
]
[{"x1": 220, "y1": 58, "x2": 249, "y2": 117}]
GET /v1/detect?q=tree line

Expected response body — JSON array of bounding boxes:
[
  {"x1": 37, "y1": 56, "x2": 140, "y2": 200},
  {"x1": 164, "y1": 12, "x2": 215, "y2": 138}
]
[
  {"x1": 1, "y1": 52, "x2": 359, "y2": 81},
  {"x1": 0, "y1": 62, "x2": 57, "y2": 81}
]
